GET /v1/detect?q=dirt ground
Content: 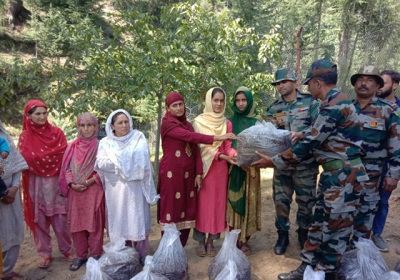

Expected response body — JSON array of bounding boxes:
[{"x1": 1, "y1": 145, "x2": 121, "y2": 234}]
[{"x1": 10, "y1": 168, "x2": 400, "y2": 280}]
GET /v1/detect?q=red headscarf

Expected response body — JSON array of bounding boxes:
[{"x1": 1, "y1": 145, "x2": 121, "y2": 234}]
[
  {"x1": 18, "y1": 99, "x2": 68, "y2": 232},
  {"x1": 161, "y1": 91, "x2": 191, "y2": 139}
]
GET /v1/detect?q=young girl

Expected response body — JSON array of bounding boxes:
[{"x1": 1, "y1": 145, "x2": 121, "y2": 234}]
[{"x1": 192, "y1": 87, "x2": 237, "y2": 257}]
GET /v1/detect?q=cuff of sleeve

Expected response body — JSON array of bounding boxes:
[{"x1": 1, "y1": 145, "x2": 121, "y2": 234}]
[
  {"x1": 272, "y1": 154, "x2": 287, "y2": 169},
  {"x1": 387, "y1": 170, "x2": 400, "y2": 181}
]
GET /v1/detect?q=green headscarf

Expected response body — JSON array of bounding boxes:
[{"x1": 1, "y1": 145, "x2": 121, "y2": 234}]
[{"x1": 228, "y1": 86, "x2": 262, "y2": 217}]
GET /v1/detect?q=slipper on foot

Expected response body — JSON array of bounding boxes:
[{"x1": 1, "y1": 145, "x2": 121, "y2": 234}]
[
  {"x1": 63, "y1": 252, "x2": 75, "y2": 262},
  {"x1": 38, "y1": 256, "x2": 54, "y2": 269},
  {"x1": 196, "y1": 245, "x2": 206, "y2": 257},
  {"x1": 0, "y1": 271, "x2": 24, "y2": 280},
  {"x1": 206, "y1": 244, "x2": 216, "y2": 257},
  {"x1": 69, "y1": 258, "x2": 88, "y2": 271}
]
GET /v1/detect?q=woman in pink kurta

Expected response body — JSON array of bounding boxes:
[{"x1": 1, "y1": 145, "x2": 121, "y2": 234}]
[
  {"x1": 59, "y1": 112, "x2": 105, "y2": 271},
  {"x1": 192, "y1": 87, "x2": 237, "y2": 257},
  {"x1": 158, "y1": 92, "x2": 235, "y2": 248}
]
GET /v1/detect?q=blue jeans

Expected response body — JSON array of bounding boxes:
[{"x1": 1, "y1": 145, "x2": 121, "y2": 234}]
[{"x1": 371, "y1": 180, "x2": 392, "y2": 235}]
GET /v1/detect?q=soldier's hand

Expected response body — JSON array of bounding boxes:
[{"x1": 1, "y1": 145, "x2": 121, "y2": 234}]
[
  {"x1": 383, "y1": 176, "x2": 398, "y2": 192},
  {"x1": 251, "y1": 151, "x2": 274, "y2": 168},
  {"x1": 290, "y1": 131, "x2": 303, "y2": 144}
]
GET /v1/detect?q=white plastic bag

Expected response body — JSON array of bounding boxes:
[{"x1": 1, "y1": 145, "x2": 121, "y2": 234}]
[
  {"x1": 209, "y1": 229, "x2": 251, "y2": 280},
  {"x1": 303, "y1": 265, "x2": 325, "y2": 280},
  {"x1": 131, "y1": 256, "x2": 168, "y2": 280},
  {"x1": 81, "y1": 257, "x2": 112, "y2": 280},
  {"x1": 380, "y1": 271, "x2": 400, "y2": 280},
  {"x1": 236, "y1": 121, "x2": 292, "y2": 167},
  {"x1": 151, "y1": 223, "x2": 188, "y2": 280},
  {"x1": 215, "y1": 260, "x2": 238, "y2": 280},
  {"x1": 99, "y1": 237, "x2": 141, "y2": 280},
  {"x1": 338, "y1": 238, "x2": 389, "y2": 280}
]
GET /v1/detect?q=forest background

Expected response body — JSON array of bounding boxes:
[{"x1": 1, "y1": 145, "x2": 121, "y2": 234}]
[{"x1": 1, "y1": 0, "x2": 400, "y2": 173}]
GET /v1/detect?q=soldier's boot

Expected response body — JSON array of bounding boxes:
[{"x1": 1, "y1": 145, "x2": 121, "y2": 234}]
[
  {"x1": 296, "y1": 228, "x2": 308, "y2": 249},
  {"x1": 277, "y1": 261, "x2": 308, "y2": 280},
  {"x1": 274, "y1": 230, "x2": 289, "y2": 255}
]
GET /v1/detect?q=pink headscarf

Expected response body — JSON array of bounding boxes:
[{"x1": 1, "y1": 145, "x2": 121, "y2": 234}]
[{"x1": 59, "y1": 112, "x2": 99, "y2": 197}]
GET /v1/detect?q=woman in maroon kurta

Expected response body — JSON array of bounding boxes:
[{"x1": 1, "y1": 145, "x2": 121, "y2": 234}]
[{"x1": 157, "y1": 92, "x2": 235, "y2": 247}]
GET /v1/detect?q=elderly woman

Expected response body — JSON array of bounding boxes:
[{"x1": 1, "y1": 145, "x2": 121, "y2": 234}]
[
  {"x1": 18, "y1": 100, "x2": 73, "y2": 269},
  {"x1": 59, "y1": 113, "x2": 105, "y2": 271},
  {"x1": 193, "y1": 87, "x2": 237, "y2": 257},
  {"x1": 158, "y1": 91, "x2": 235, "y2": 247},
  {"x1": 95, "y1": 109, "x2": 159, "y2": 258},
  {"x1": 0, "y1": 121, "x2": 28, "y2": 279}
]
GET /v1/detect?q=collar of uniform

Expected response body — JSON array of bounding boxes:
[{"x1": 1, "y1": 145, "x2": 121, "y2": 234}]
[
  {"x1": 320, "y1": 87, "x2": 340, "y2": 107},
  {"x1": 352, "y1": 96, "x2": 378, "y2": 106}
]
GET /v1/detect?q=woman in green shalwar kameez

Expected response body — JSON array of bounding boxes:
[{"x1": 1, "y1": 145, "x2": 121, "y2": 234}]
[{"x1": 227, "y1": 86, "x2": 263, "y2": 256}]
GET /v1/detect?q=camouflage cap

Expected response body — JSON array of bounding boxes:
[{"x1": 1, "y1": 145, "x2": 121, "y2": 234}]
[
  {"x1": 301, "y1": 60, "x2": 337, "y2": 85},
  {"x1": 350, "y1": 65, "x2": 384, "y2": 88},
  {"x1": 271, "y1": 68, "x2": 297, "y2": 85}
]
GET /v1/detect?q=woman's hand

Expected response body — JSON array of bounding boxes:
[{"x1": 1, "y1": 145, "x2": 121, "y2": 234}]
[
  {"x1": 195, "y1": 175, "x2": 202, "y2": 190},
  {"x1": 2, "y1": 186, "x2": 18, "y2": 204},
  {"x1": 219, "y1": 154, "x2": 237, "y2": 165},
  {"x1": 214, "y1": 133, "x2": 236, "y2": 141},
  {"x1": 71, "y1": 183, "x2": 87, "y2": 192}
]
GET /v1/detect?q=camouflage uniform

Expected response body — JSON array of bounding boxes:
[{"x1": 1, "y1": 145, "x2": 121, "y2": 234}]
[
  {"x1": 350, "y1": 66, "x2": 400, "y2": 242},
  {"x1": 267, "y1": 90, "x2": 319, "y2": 231},
  {"x1": 273, "y1": 61, "x2": 368, "y2": 273}
]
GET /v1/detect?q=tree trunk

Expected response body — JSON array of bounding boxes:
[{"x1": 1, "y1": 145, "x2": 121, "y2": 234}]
[
  {"x1": 314, "y1": 0, "x2": 323, "y2": 60},
  {"x1": 8, "y1": 0, "x2": 31, "y2": 28},
  {"x1": 153, "y1": 90, "x2": 163, "y2": 181}
]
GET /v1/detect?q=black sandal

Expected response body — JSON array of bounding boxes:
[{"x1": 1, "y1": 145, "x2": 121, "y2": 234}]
[{"x1": 69, "y1": 258, "x2": 88, "y2": 271}]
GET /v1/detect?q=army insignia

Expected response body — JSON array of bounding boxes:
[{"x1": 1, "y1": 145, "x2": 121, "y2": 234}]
[
  {"x1": 395, "y1": 110, "x2": 400, "y2": 117},
  {"x1": 370, "y1": 120, "x2": 378, "y2": 128},
  {"x1": 273, "y1": 112, "x2": 287, "y2": 117},
  {"x1": 277, "y1": 118, "x2": 283, "y2": 125}
]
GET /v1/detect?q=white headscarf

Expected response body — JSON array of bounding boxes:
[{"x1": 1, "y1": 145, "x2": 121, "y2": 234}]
[
  {"x1": 0, "y1": 121, "x2": 28, "y2": 180},
  {"x1": 95, "y1": 109, "x2": 159, "y2": 204}
]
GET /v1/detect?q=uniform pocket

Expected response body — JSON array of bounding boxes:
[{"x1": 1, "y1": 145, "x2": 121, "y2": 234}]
[{"x1": 323, "y1": 182, "x2": 355, "y2": 214}]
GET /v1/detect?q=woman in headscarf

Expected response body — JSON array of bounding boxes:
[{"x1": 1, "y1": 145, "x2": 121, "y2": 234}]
[
  {"x1": 94, "y1": 109, "x2": 159, "y2": 258},
  {"x1": 158, "y1": 91, "x2": 235, "y2": 248},
  {"x1": 192, "y1": 87, "x2": 237, "y2": 257},
  {"x1": 18, "y1": 100, "x2": 73, "y2": 269},
  {"x1": 59, "y1": 112, "x2": 105, "y2": 271},
  {"x1": 227, "y1": 86, "x2": 263, "y2": 256},
  {"x1": 0, "y1": 121, "x2": 28, "y2": 279}
]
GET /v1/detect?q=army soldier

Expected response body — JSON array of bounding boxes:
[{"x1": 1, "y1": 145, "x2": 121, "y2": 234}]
[
  {"x1": 372, "y1": 70, "x2": 400, "y2": 252},
  {"x1": 252, "y1": 60, "x2": 368, "y2": 280},
  {"x1": 350, "y1": 66, "x2": 400, "y2": 246},
  {"x1": 267, "y1": 68, "x2": 319, "y2": 255}
]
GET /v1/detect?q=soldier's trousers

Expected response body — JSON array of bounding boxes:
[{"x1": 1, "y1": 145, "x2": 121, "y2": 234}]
[
  {"x1": 301, "y1": 166, "x2": 363, "y2": 273},
  {"x1": 352, "y1": 161, "x2": 382, "y2": 241},
  {"x1": 273, "y1": 168, "x2": 318, "y2": 231}
]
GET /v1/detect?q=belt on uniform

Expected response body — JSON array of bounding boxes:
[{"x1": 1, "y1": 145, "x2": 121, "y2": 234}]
[{"x1": 321, "y1": 158, "x2": 362, "y2": 171}]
